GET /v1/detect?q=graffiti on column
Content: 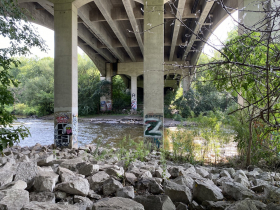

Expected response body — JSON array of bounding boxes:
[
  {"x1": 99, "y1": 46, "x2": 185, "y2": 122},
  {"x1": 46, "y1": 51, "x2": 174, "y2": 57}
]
[
  {"x1": 72, "y1": 114, "x2": 78, "y2": 148},
  {"x1": 106, "y1": 100, "x2": 112, "y2": 111},
  {"x1": 54, "y1": 112, "x2": 72, "y2": 147},
  {"x1": 131, "y1": 93, "x2": 137, "y2": 110},
  {"x1": 144, "y1": 114, "x2": 163, "y2": 149},
  {"x1": 100, "y1": 101, "x2": 106, "y2": 112}
]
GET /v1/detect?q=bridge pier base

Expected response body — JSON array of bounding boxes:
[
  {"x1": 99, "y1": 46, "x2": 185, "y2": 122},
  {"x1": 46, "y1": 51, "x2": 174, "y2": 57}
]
[
  {"x1": 143, "y1": 0, "x2": 164, "y2": 149},
  {"x1": 131, "y1": 75, "x2": 137, "y2": 111},
  {"x1": 53, "y1": 1, "x2": 78, "y2": 148}
]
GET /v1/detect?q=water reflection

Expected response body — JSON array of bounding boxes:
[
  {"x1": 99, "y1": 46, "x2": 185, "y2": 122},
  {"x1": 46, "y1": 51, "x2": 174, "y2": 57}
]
[{"x1": 15, "y1": 119, "x2": 144, "y2": 147}]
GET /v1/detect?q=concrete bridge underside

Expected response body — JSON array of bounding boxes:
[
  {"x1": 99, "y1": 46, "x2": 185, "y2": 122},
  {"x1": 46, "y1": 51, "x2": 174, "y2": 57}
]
[{"x1": 17, "y1": 0, "x2": 253, "y2": 148}]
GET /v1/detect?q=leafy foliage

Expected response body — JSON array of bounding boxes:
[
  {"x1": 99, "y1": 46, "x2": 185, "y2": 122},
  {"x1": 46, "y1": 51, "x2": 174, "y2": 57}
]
[{"x1": 0, "y1": 0, "x2": 46, "y2": 152}]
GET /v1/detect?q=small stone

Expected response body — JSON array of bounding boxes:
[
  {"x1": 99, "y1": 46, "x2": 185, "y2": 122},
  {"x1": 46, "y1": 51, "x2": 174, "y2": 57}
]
[{"x1": 125, "y1": 172, "x2": 137, "y2": 185}]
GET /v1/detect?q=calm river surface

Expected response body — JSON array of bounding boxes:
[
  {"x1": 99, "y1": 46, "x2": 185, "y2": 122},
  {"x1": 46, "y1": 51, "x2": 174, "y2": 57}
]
[{"x1": 15, "y1": 119, "x2": 144, "y2": 147}]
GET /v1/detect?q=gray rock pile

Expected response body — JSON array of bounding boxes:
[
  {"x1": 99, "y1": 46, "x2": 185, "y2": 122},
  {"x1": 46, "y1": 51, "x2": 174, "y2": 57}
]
[{"x1": 0, "y1": 143, "x2": 280, "y2": 210}]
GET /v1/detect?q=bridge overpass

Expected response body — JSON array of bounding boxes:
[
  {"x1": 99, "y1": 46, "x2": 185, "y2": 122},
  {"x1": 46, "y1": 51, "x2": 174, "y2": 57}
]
[{"x1": 16, "y1": 0, "x2": 261, "y2": 148}]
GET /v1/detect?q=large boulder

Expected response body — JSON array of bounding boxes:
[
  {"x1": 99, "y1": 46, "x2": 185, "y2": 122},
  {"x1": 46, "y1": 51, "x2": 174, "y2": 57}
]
[
  {"x1": 92, "y1": 197, "x2": 144, "y2": 210},
  {"x1": 78, "y1": 163, "x2": 99, "y2": 177},
  {"x1": 34, "y1": 167, "x2": 59, "y2": 192},
  {"x1": 134, "y1": 195, "x2": 175, "y2": 210},
  {"x1": 164, "y1": 180, "x2": 192, "y2": 204},
  {"x1": 14, "y1": 161, "x2": 38, "y2": 188},
  {"x1": 193, "y1": 179, "x2": 224, "y2": 203},
  {"x1": 29, "y1": 192, "x2": 55, "y2": 203},
  {"x1": 21, "y1": 201, "x2": 79, "y2": 210},
  {"x1": 87, "y1": 171, "x2": 110, "y2": 191},
  {"x1": 0, "y1": 189, "x2": 29, "y2": 210},
  {"x1": 103, "y1": 178, "x2": 123, "y2": 196},
  {"x1": 55, "y1": 177, "x2": 89, "y2": 196},
  {"x1": 0, "y1": 180, "x2": 27, "y2": 191},
  {"x1": 225, "y1": 199, "x2": 266, "y2": 210},
  {"x1": 222, "y1": 181, "x2": 256, "y2": 200}
]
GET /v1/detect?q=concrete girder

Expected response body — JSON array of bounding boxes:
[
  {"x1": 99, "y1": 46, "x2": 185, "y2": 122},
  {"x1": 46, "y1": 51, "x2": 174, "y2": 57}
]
[
  {"x1": 190, "y1": 0, "x2": 238, "y2": 66},
  {"x1": 94, "y1": 0, "x2": 137, "y2": 62},
  {"x1": 133, "y1": 0, "x2": 169, "y2": 4},
  {"x1": 78, "y1": 39, "x2": 106, "y2": 76},
  {"x1": 18, "y1": 2, "x2": 107, "y2": 75},
  {"x1": 78, "y1": 24, "x2": 116, "y2": 63},
  {"x1": 78, "y1": 5, "x2": 125, "y2": 62},
  {"x1": 30, "y1": 1, "x2": 116, "y2": 63},
  {"x1": 169, "y1": 0, "x2": 187, "y2": 61},
  {"x1": 89, "y1": 6, "x2": 198, "y2": 22},
  {"x1": 122, "y1": 0, "x2": 144, "y2": 55},
  {"x1": 182, "y1": 0, "x2": 214, "y2": 61}
]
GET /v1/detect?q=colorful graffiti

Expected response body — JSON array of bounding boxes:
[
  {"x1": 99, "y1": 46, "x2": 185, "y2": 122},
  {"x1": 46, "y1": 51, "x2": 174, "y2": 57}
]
[
  {"x1": 106, "y1": 100, "x2": 112, "y2": 111},
  {"x1": 131, "y1": 99, "x2": 137, "y2": 110},
  {"x1": 54, "y1": 112, "x2": 73, "y2": 147},
  {"x1": 144, "y1": 114, "x2": 163, "y2": 149},
  {"x1": 72, "y1": 114, "x2": 78, "y2": 148},
  {"x1": 100, "y1": 101, "x2": 106, "y2": 112}
]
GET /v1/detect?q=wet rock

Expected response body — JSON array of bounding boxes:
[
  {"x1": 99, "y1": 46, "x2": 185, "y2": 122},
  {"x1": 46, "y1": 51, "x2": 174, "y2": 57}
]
[
  {"x1": 93, "y1": 197, "x2": 144, "y2": 210},
  {"x1": 29, "y1": 191, "x2": 55, "y2": 203},
  {"x1": 0, "y1": 189, "x2": 29, "y2": 210},
  {"x1": 22, "y1": 201, "x2": 79, "y2": 210},
  {"x1": 78, "y1": 163, "x2": 99, "y2": 177},
  {"x1": 164, "y1": 180, "x2": 192, "y2": 204},
  {"x1": 116, "y1": 186, "x2": 135, "y2": 199},
  {"x1": 74, "y1": 195, "x2": 93, "y2": 210},
  {"x1": 103, "y1": 178, "x2": 123, "y2": 196},
  {"x1": 87, "y1": 171, "x2": 110, "y2": 192},
  {"x1": 222, "y1": 182, "x2": 256, "y2": 200},
  {"x1": 134, "y1": 195, "x2": 175, "y2": 210},
  {"x1": 14, "y1": 161, "x2": 38, "y2": 188},
  {"x1": 55, "y1": 177, "x2": 90, "y2": 196}
]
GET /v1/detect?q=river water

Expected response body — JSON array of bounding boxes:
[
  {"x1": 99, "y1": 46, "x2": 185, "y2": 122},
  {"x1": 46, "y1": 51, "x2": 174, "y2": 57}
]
[{"x1": 15, "y1": 119, "x2": 144, "y2": 147}]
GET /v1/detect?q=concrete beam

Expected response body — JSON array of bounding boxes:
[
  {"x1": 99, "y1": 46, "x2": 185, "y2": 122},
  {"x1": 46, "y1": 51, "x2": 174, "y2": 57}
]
[
  {"x1": 94, "y1": 0, "x2": 137, "y2": 62},
  {"x1": 169, "y1": 0, "x2": 187, "y2": 61},
  {"x1": 79, "y1": 5, "x2": 125, "y2": 62},
  {"x1": 182, "y1": 0, "x2": 214, "y2": 60},
  {"x1": 78, "y1": 39, "x2": 107, "y2": 76},
  {"x1": 89, "y1": 6, "x2": 199, "y2": 22},
  {"x1": 123, "y1": 0, "x2": 144, "y2": 55},
  {"x1": 78, "y1": 24, "x2": 116, "y2": 63}
]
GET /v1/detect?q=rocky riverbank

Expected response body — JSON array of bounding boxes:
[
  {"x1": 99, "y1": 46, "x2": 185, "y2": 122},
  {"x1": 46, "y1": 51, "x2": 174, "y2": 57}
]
[{"x1": 0, "y1": 144, "x2": 280, "y2": 210}]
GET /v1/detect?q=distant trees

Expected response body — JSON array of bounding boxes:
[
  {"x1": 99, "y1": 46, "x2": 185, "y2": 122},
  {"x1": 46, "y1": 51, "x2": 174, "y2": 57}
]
[{"x1": 0, "y1": 0, "x2": 46, "y2": 151}]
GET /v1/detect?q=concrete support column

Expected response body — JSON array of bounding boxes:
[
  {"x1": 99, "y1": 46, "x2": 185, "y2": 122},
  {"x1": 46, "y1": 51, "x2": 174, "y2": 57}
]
[
  {"x1": 53, "y1": 1, "x2": 78, "y2": 148},
  {"x1": 131, "y1": 75, "x2": 137, "y2": 111},
  {"x1": 143, "y1": 0, "x2": 164, "y2": 149},
  {"x1": 182, "y1": 74, "x2": 191, "y2": 95},
  {"x1": 100, "y1": 64, "x2": 113, "y2": 111}
]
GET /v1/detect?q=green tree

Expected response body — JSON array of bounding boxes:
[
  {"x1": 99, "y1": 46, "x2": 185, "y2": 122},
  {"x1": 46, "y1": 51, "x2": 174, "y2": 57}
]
[{"x1": 0, "y1": 0, "x2": 46, "y2": 152}]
